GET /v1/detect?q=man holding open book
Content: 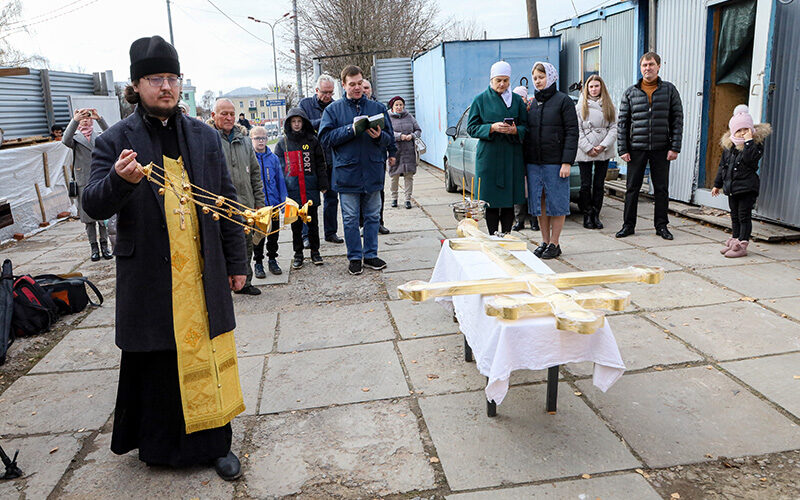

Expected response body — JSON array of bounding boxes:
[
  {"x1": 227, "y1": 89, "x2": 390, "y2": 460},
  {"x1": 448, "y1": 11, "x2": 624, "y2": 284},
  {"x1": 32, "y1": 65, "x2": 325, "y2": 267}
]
[{"x1": 319, "y1": 65, "x2": 397, "y2": 276}]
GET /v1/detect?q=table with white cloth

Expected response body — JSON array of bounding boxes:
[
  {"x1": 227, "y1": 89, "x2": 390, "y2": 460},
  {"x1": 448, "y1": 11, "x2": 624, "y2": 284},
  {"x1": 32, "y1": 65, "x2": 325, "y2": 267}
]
[{"x1": 428, "y1": 241, "x2": 626, "y2": 416}]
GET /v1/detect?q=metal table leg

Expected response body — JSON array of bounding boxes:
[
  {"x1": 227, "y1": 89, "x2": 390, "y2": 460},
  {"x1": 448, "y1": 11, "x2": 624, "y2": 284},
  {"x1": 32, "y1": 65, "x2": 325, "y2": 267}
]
[
  {"x1": 546, "y1": 365, "x2": 559, "y2": 414},
  {"x1": 485, "y1": 377, "x2": 497, "y2": 417},
  {"x1": 464, "y1": 335, "x2": 473, "y2": 362}
]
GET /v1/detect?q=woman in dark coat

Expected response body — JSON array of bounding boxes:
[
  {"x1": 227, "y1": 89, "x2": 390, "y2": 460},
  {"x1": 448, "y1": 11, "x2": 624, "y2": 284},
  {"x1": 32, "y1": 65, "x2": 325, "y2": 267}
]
[
  {"x1": 525, "y1": 61, "x2": 579, "y2": 259},
  {"x1": 387, "y1": 96, "x2": 421, "y2": 209},
  {"x1": 467, "y1": 61, "x2": 528, "y2": 235}
]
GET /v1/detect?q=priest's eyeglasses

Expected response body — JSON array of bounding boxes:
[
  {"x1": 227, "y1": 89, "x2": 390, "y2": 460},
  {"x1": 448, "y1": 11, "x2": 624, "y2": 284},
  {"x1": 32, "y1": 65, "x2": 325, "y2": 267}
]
[{"x1": 143, "y1": 76, "x2": 183, "y2": 88}]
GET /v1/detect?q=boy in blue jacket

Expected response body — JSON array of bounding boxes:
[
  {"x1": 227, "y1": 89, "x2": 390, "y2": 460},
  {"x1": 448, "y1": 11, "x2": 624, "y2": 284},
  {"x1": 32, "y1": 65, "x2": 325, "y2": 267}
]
[{"x1": 251, "y1": 126, "x2": 287, "y2": 276}]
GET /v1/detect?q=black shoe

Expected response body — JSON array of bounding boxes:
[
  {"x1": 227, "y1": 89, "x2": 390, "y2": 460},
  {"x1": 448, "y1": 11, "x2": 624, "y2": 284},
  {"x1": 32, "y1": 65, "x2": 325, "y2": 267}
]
[
  {"x1": 541, "y1": 243, "x2": 562, "y2": 259},
  {"x1": 348, "y1": 260, "x2": 363, "y2": 275},
  {"x1": 378, "y1": 225, "x2": 390, "y2": 235},
  {"x1": 254, "y1": 261, "x2": 266, "y2": 279},
  {"x1": 303, "y1": 237, "x2": 310, "y2": 249},
  {"x1": 363, "y1": 257, "x2": 387, "y2": 270},
  {"x1": 214, "y1": 451, "x2": 242, "y2": 481},
  {"x1": 325, "y1": 235, "x2": 344, "y2": 244},
  {"x1": 615, "y1": 226, "x2": 635, "y2": 238},
  {"x1": 292, "y1": 255, "x2": 304, "y2": 269},
  {"x1": 100, "y1": 242, "x2": 113, "y2": 260},
  {"x1": 656, "y1": 227, "x2": 674, "y2": 240},
  {"x1": 531, "y1": 220, "x2": 540, "y2": 231},
  {"x1": 533, "y1": 241, "x2": 548, "y2": 258},
  {"x1": 267, "y1": 259, "x2": 282, "y2": 275},
  {"x1": 391, "y1": 200, "x2": 398, "y2": 208},
  {"x1": 511, "y1": 221, "x2": 524, "y2": 232},
  {"x1": 405, "y1": 201, "x2": 412, "y2": 209},
  {"x1": 234, "y1": 285, "x2": 261, "y2": 295},
  {"x1": 311, "y1": 252, "x2": 323, "y2": 265},
  {"x1": 592, "y1": 213, "x2": 604, "y2": 229},
  {"x1": 583, "y1": 213, "x2": 596, "y2": 229},
  {"x1": 90, "y1": 251, "x2": 101, "y2": 262}
]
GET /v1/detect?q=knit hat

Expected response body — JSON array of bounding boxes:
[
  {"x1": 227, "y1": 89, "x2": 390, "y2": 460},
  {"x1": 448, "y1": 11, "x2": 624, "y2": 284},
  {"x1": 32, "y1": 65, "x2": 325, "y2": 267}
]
[
  {"x1": 512, "y1": 86, "x2": 528, "y2": 100},
  {"x1": 729, "y1": 104, "x2": 754, "y2": 146},
  {"x1": 490, "y1": 61, "x2": 512, "y2": 80},
  {"x1": 129, "y1": 35, "x2": 180, "y2": 81},
  {"x1": 387, "y1": 96, "x2": 405, "y2": 109}
]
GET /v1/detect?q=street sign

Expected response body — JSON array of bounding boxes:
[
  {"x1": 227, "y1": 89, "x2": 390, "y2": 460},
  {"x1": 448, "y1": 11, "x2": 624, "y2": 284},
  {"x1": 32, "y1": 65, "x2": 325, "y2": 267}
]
[{"x1": 266, "y1": 99, "x2": 286, "y2": 106}]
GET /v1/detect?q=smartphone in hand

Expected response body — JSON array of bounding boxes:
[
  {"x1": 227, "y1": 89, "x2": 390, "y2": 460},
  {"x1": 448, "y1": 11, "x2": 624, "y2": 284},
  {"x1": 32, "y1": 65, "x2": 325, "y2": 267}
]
[{"x1": 503, "y1": 117, "x2": 515, "y2": 126}]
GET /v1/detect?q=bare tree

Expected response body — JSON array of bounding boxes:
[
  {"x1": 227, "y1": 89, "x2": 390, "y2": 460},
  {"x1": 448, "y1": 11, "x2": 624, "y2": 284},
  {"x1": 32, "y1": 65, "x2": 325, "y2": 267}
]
[
  {"x1": 440, "y1": 17, "x2": 484, "y2": 42},
  {"x1": 291, "y1": 0, "x2": 446, "y2": 81},
  {"x1": 0, "y1": 1, "x2": 48, "y2": 68}
]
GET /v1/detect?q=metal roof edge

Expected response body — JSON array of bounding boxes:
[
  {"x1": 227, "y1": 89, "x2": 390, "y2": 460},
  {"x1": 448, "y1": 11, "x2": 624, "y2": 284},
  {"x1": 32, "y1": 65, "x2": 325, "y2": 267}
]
[
  {"x1": 550, "y1": 1, "x2": 637, "y2": 33},
  {"x1": 411, "y1": 35, "x2": 561, "y2": 61}
]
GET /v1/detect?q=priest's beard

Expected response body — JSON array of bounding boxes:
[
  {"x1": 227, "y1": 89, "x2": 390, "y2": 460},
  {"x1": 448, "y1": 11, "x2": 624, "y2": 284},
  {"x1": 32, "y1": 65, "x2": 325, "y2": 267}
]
[{"x1": 140, "y1": 100, "x2": 178, "y2": 121}]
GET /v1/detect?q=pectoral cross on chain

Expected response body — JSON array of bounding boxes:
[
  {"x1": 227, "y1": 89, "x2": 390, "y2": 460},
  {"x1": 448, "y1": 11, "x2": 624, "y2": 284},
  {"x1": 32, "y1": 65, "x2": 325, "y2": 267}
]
[{"x1": 173, "y1": 206, "x2": 187, "y2": 230}]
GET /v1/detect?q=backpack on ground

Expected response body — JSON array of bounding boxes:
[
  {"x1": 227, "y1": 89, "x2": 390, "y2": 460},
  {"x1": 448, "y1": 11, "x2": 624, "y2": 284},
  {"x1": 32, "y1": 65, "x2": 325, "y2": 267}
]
[
  {"x1": 34, "y1": 274, "x2": 103, "y2": 315},
  {"x1": 11, "y1": 275, "x2": 58, "y2": 337}
]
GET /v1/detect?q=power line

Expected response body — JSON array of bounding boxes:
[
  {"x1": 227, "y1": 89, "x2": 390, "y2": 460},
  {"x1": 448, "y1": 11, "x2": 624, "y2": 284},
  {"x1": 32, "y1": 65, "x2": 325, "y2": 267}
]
[
  {"x1": 204, "y1": 0, "x2": 271, "y2": 45},
  {"x1": 5, "y1": 0, "x2": 87, "y2": 26},
  {"x1": 1, "y1": 0, "x2": 102, "y2": 40}
]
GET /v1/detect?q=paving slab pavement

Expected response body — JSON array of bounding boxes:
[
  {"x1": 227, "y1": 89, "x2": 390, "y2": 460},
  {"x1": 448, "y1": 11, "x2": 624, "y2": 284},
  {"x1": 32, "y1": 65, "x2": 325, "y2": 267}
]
[
  {"x1": 77, "y1": 300, "x2": 116, "y2": 328},
  {"x1": 247, "y1": 400, "x2": 435, "y2": 498},
  {"x1": 259, "y1": 342, "x2": 408, "y2": 414},
  {"x1": 28, "y1": 327, "x2": 119, "y2": 373},
  {"x1": 277, "y1": 301, "x2": 394, "y2": 351},
  {"x1": 234, "y1": 311, "x2": 277, "y2": 357},
  {"x1": 381, "y1": 268, "x2": 435, "y2": 299},
  {"x1": 251, "y1": 254, "x2": 292, "y2": 286},
  {"x1": 766, "y1": 296, "x2": 800, "y2": 321},
  {"x1": 381, "y1": 246, "x2": 440, "y2": 273},
  {"x1": 0, "y1": 433, "x2": 88, "y2": 500},
  {"x1": 561, "y1": 247, "x2": 682, "y2": 272},
  {"x1": 748, "y1": 240, "x2": 800, "y2": 260},
  {"x1": 558, "y1": 231, "x2": 636, "y2": 254},
  {"x1": 722, "y1": 352, "x2": 800, "y2": 419},
  {"x1": 378, "y1": 228, "x2": 443, "y2": 252},
  {"x1": 238, "y1": 354, "x2": 265, "y2": 416},
  {"x1": 607, "y1": 271, "x2": 741, "y2": 310},
  {"x1": 613, "y1": 227, "x2": 715, "y2": 248},
  {"x1": 447, "y1": 473, "x2": 661, "y2": 499},
  {"x1": 647, "y1": 301, "x2": 800, "y2": 361},
  {"x1": 418, "y1": 385, "x2": 641, "y2": 491},
  {"x1": 650, "y1": 242, "x2": 774, "y2": 268},
  {"x1": 576, "y1": 367, "x2": 800, "y2": 468},
  {"x1": 388, "y1": 299, "x2": 459, "y2": 338},
  {"x1": 696, "y1": 262, "x2": 800, "y2": 299}
]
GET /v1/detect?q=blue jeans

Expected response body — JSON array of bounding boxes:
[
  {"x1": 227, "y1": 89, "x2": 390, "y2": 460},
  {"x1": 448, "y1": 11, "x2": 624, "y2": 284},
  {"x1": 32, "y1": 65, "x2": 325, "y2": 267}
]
[{"x1": 339, "y1": 191, "x2": 381, "y2": 261}]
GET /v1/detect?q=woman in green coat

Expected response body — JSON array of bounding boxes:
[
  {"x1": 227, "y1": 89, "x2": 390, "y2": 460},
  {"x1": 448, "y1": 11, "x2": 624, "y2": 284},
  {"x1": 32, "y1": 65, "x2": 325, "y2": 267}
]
[{"x1": 467, "y1": 61, "x2": 528, "y2": 234}]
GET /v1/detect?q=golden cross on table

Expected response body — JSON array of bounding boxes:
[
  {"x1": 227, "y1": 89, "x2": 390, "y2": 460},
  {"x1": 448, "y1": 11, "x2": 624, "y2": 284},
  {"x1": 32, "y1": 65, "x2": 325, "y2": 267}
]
[
  {"x1": 173, "y1": 206, "x2": 187, "y2": 230},
  {"x1": 398, "y1": 218, "x2": 663, "y2": 334}
]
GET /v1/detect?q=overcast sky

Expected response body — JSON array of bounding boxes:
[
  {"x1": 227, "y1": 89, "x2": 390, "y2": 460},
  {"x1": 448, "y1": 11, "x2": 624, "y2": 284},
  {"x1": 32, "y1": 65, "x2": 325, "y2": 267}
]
[{"x1": 7, "y1": 0, "x2": 613, "y2": 97}]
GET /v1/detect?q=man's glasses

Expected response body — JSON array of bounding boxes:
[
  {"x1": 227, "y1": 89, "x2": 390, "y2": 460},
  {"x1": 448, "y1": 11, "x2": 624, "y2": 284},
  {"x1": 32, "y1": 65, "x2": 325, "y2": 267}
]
[
  {"x1": 318, "y1": 90, "x2": 334, "y2": 95},
  {"x1": 252, "y1": 137, "x2": 268, "y2": 141},
  {"x1": 143, "y1": 76, "x2": 183, "y2": 88}
]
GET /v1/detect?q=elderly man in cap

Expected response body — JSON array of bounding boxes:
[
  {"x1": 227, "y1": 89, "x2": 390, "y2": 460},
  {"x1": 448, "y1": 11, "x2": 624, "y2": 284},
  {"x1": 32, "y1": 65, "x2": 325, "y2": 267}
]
[
  {"x1": 83, "y1": 35, "x2": 246, "y2": 481},
  {"x1": 209, "y1": 98, "x2": 266, "y2": 296}
]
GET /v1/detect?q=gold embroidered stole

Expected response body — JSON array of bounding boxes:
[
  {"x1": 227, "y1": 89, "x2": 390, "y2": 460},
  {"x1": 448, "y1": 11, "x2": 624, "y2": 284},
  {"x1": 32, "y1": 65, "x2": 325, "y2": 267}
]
[{"x1": 163, "y1": 155, "x2": 245, "y2": 434}]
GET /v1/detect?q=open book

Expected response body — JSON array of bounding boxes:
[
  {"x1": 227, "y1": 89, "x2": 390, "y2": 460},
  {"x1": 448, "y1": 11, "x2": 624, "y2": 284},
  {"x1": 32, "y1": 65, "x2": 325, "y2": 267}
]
[{"x1": 353, "y1": 113, "x2": 385, "y2": 135}]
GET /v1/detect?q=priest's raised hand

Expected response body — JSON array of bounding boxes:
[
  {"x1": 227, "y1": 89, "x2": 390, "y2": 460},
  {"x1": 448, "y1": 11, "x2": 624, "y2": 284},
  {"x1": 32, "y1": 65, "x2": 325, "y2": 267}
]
[{"x1": 115, "y1": 149, "x2": 144, "y2": 184}]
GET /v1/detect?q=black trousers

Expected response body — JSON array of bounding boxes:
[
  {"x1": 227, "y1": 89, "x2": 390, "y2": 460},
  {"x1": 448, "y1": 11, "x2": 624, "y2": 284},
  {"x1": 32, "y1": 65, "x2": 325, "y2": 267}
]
[
  {"x1": 111, "y1": 351, "x2": 232, "y2": 467},
  {"x1": 253, "y1": 215, "x2": 280, "y2": 262},
  {"x1": 578, "y1": 160, "x2": 609, "y2": 214},
  {"x1": 623, "y1": 150, "x2": 670, "y2": 229},
  {"x1": 513, "y1": 203, "x2": 533, "y2": 224},
  {"x1": 485, "y1": 207, "x2": 514, "y2": 235},
  {"x1": 729, "y1": 191, "x2": 757, "y2": 241},
  {"x1": 292, "y1": 204, "x2": 319, "y2": 255}
]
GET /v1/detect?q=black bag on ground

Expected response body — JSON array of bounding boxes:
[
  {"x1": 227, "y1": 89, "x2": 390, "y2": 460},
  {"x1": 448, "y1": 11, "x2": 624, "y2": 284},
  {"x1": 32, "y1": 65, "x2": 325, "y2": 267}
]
[
  {"x1": 34, "y1": 274, "x2": 103, "y2": 315},
  {"x1": 1, "y1": 260, "x2": 15, "y2": 365},
  {"x1": 11, "y1": 275, "x2": 58, "y2": 337}
]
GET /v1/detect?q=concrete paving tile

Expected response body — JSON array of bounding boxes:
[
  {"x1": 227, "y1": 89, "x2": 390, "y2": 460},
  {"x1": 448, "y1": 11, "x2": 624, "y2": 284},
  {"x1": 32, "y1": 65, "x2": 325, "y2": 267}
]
[
  {"x1": 277, "y1": 301, "x2": 394, "y2": 351},
  {"x1": 252, "y1": 255, "x2": 292, "y2": 285},
  {"x1": 57, "y1": 430, "x2": 237, "y2": 499},
  {"x1": 767, "y1": 296, "x2": 800, "y2": 321},
  {"x1": 315, "y1": 238, "x2": 349, "y2": 257},
  {"x1": 388, "y1": 299, "x2": 459, "y2": 338},
  {"x1": 748, "y1": 241, "x2": 800, "y2": 261},
  {"x1": 399, "y1": 334, "x2": 545, "y2": 396},
  {"x1": 0, "y1": 248, "x2": 49, "y2": 267},
  {"x1": 565, "y1": 314, "x2": 703, "y2": 377},
  {"x1": 235, "y1": 312, "x2": 277, "y2": 357},
  {"x1": 558, "y1": 231, "x2": 636, "y2": 254},
  {"x1": 696, "y1": 262, "x2": 800, "y2": 299},
  {"x1": 238, "y1": 355, "x2": 265, "y2": 416},
  {"x1": 678, "y1": 222, "x2": 732, "y2": 240},
  {"x1": 561, "y1": 248, "x2": 682, "y2": 272},
  {"x1": 617, "y1": 228, "x2": 715, "y2": 248},
  {"x1": 650, "y1": 243, "x2": 774, "y2": 268},
  {"x1": 0, "y1": 433, "x2": 87, "y2": 500},
  {"x1": 648, "y1": 302, "x2": 800, "y2": 360},
  {"x1": 28, "y1": 327, "x2": 119, "y2": 373},
  {"x1": 382, "y1": 268, "x2": 435, "y2": 299},
  {"x1": 378, "y1": 229, "x2": 442, "y2": 253},
  {"x1": 412, "y1": 192, "x2": 464, "y2": 206},
  {"x1": 0, "y1": 370, "x2": 118, "y2": 435},
  {"x1": 722, "y1": 353, "x2": 800, "y2": 419},
  {"x1": 577, "y1": 367, "x2": 800, "y2": 468},
  {"x1": 247, "y1": 400, "x2": 435, "y2": 498},
  {"x1": 381, "y1": 246, "x2": 440, "y2": 273},
  {"x1": 418, "y1": 386, "x2": 640, "y2": 490},
  {"x1": 447, "y1": 473, "x2": 661, "y2": 499},
  {"x1": 259, "y1": 342, "x2": 407, "y2": 413},
  {"x1": 607, "y1": 271, "x2": 741, "y2": 310}
]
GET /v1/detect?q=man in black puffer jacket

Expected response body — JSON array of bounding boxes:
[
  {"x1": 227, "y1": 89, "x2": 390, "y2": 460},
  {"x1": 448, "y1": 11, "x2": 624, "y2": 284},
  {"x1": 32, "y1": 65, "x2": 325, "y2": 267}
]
[{"x1": 616, "y1": 52, "x2": 683, "y2": 240}]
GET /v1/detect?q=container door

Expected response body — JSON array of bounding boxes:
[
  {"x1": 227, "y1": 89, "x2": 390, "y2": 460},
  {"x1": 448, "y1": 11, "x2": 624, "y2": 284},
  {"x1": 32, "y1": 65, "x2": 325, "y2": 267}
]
[{"x1": 747, "y1": 0, "x2": 776, "y2": 121}]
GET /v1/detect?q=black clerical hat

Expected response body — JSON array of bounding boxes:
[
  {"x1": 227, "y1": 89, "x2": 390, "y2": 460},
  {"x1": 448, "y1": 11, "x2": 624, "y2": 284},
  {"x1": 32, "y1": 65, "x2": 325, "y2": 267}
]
[{"x1": 129, "y1": 35, "x2": 180, "y2": 81}]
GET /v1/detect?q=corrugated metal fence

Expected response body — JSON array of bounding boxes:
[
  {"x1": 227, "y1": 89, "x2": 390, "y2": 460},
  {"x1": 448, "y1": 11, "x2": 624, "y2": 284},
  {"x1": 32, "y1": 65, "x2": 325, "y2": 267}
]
[
  {"x1": 372, "y1": 58, "x2": 415, "y2": 115},
  {"x1": 0, "y1": 68, "x2": 97, "y2": 140}
]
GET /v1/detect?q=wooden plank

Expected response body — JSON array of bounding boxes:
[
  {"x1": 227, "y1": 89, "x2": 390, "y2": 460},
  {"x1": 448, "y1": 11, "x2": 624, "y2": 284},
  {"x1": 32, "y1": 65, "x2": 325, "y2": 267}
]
[
  {"x1": 34, "y1": 183, "x2": 48, "y2": 225},
  {"x1": 0, "y1": 67, "x2": 30, "y2": 77},
  {"x1": 42, "y1": 152, "x2": 50, "y2": 187}
]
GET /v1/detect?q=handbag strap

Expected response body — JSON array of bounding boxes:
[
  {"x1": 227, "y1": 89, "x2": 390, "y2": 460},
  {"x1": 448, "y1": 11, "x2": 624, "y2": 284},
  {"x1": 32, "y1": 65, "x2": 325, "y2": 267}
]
[{"x1": 33, "y1": 274, "x2": 104, "y2": 306}]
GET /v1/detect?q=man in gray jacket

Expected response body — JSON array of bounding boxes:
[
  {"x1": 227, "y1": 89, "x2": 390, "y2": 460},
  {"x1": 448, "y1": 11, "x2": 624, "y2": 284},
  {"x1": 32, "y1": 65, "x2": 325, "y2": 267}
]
[{"x1": 211, "y1": 98, "x2": 266, "y2": 295}]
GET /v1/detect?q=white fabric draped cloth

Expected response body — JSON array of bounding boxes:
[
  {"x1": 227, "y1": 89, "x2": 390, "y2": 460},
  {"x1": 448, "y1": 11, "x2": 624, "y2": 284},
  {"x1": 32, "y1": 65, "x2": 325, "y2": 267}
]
[{"x1": 429, "y1": 242, "x2": 625, "y2": 404}]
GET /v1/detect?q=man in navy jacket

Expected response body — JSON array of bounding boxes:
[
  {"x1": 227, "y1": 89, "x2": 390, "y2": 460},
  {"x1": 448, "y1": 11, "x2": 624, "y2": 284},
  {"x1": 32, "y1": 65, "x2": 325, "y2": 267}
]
[{"x1": 318, "y1": 65, "x2": 397, "y2": 275}]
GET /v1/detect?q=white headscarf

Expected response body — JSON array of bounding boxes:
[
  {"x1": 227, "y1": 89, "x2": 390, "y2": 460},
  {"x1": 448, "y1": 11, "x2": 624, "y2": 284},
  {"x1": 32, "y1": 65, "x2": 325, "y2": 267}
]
[
  {"x1": 512, "y1": 85, "x2": 528, "y2": 101},
  {"x1": 490, "y1": 61, "x2": 513, "y2": 107},
  {"x1": 532, "y1": 61, "x2": 559, "y2": 90}
]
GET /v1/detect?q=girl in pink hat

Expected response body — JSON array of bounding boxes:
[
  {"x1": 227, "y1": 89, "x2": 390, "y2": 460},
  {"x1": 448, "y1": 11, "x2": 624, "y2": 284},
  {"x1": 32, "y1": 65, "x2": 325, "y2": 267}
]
[{"x1": 711, "y1": 104, "x2": 771, "y2": 257}]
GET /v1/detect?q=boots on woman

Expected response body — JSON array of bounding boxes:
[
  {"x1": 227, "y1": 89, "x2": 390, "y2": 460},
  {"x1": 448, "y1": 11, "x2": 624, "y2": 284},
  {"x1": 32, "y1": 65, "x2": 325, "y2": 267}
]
[{"x1": 724, "y1": 240, "x2": 749, "y2": 258}]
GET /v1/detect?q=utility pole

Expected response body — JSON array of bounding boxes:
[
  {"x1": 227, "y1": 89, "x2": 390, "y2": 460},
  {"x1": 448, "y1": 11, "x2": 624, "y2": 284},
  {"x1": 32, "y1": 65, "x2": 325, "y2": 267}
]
[
  {"x1": 293, "y1": 0, "x2": 303, "y2": 99},
  {"x1": 166, "y1": 0, "x2": 175, "y2": 46},
  {"x1": 526, "y1": 0, "x2": 539, "y2": 38},
  {"x1": 248, "y1": 13, "x2": 291, "y2": 94}
]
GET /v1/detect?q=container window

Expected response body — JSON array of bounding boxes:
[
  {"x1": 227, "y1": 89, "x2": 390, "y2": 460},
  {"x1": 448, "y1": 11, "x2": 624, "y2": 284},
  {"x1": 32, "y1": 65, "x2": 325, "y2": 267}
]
[{"x1": 581, "y1": 40, "x2": 601, "y2": 84}]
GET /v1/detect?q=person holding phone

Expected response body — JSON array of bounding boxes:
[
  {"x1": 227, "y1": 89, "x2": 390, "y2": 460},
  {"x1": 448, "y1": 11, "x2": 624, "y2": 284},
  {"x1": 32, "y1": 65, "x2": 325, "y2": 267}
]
[
  {"x1": 466, "y1": 61, "x2": 528, "y2": 235},
  {"x1": 63, "y1": 107, "x2": 110, "y2": 261}
]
